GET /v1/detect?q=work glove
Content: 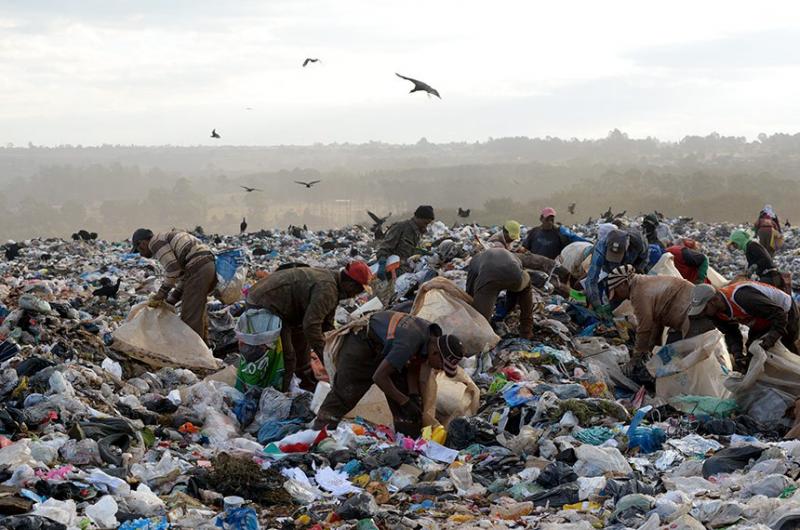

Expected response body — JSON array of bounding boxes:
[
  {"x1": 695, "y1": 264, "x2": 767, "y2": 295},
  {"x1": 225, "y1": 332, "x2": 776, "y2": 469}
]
[
  {"x1": 147, "y1": 293, "x2": 165, "y2": 308},
  {"x1": 759, "y1": 332, "x2": 780, "y2": 351},
  {"x1": 377, "y1": 259, "x2": 388, "y2": 281}
]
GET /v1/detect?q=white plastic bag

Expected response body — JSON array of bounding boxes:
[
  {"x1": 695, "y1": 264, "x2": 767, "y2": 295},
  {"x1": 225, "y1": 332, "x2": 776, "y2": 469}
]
[
  {"x1": 235, "y1": 309, "x2": 282, "y2": 347},
  {"x1": 649, "y1": 253, "x2": 682, "y2": 278},
  {"x1": 112, "y1": 303, "x2": 220, "y2": 371},
  {"x1": 647, "y1": 330, "x2": 733, "y2": 399},
  {"x1": 215, "y1": 249, "x2": 248, "y2": 305}
]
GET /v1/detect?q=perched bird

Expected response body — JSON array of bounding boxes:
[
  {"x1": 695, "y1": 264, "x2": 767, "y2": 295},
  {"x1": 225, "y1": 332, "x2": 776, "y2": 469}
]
[
  {"x1": 211, "y1": 129, "x2": 221, "y2": 139},
  {"x1": 654, "y1": 210, "x2": 665, "y2": 220},
  {"x1": 240, "y1": 217, "x2": 247, "y2": 234},
  {"x1": 4, "y1": 241, "x2": 21, "y2": 261},
  {"x1": 89, "y1": 232, "x2": 98, "y2": 240},
  {"x1": 458, "y1": 208, "x2": 471, "y2": 218},
  {"x1": 294, "y1": 180, "x2": 321, "y2": 188},
  {"x1": 568, "y1": 203, "x2": 576, "y2": 215},
  {"x1": 302, "y1": 58, "x2": 320, "y2": 67},
  {"x1": 786, "y1": 219, "x2": 792, "y2": 228},
  {"x1": 613, "y1": 210, "x2": 626, "y2": 219},
  {"x1": 240, "y1": 185, "x2": 262, "y2": 193},
  {"x1": 367, "y1": 211, "x2": 391, "y2": 239},
  {"x1": 601, "y1": 207, "x2": 613, "y2": 220},
  {"x1": 77, "y1": 229, "x2": 92, "y2": 241},
  {"x1": 71, "y1": 233, "x2": 80, "y2": 241},
  {"x1": 93, "y1": 277, "x2": 122, "y2": 299},
  {"x1": 395, "y1": 73, "x2": 441, "y2": 98}
]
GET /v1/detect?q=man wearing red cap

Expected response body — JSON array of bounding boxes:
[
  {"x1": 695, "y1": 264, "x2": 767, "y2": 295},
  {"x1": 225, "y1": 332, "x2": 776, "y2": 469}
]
[
  {"x1": 246, "y1": 261, "x2": 371, "y2": 390},
  {"x1": 522, "y1": 207, "x2": 588, "y2": 260}
]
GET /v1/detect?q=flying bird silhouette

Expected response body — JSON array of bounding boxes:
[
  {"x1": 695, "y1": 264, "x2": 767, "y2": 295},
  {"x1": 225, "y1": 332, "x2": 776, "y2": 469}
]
[
  {"x1": 295, "y1": 180, "x2": 321, "y2": 188},
  {"x1": 367, "y1": 211, "x2": 391, "y2": 239},
  {"x1": 568, "y1": 203, "x2": 576, "y2": 215},
  {"x1": 458, "y1": 208, "x2": 471, "y2": 218},
  {"x1": 302, "y1": 58, "x2": 320, "y2": 67},
  {"x1": 395, "y1": 73, "x2": 440, "y2": 98},
  {"x1": 211, "y1": 129, "x2": 221, "y2": 138},
  {"x1": 93, "y1": 277, "x2": 122, "y2": 299},
  {"x1": 240, "y1": 217, "x2": 247, "y2": 234},
  {"x1": 240, "y1": 186, "x2": 262, "y2": 193}
]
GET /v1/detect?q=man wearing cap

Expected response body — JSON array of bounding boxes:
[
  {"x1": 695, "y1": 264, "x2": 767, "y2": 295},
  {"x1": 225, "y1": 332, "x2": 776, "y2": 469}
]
[
  {"x1": 487, "y1": 220, "x2": 521, "y2": 250},
  {"x1": 585, "y1": 227, "x2": 648, "y2": 313},
  {"x1": 131, "y1": 228, "x2": 217, "y2": 342},
  {"x1": 689, "y1": 282, "x2": 800, "y2": 365},
  {"x1": 666, "y1": 239, "x2": 709, "y2": 284},
  {"x1": 466, "y1": 247, "x2": 534, "y2": 339},
  {"x1": 376, "y1": 205, "x2": 435, "y2": 280},
  {"x1": 522, "y1": 207, "x2": 588, "y2": 260},
  {"x1": 607, "y1": 265, "x2": 694, "y2": 374},
  {"x1": 246, "y1": 261, "x2": 372, "y2": 391},
  {"x1": 314, "y1": 310, "x2": 465, "y2": 436}
]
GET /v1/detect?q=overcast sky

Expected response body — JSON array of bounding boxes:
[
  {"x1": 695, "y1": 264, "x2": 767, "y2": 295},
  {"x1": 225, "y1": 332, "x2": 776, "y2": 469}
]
[{"x1": 2, "y1": 0, "x2": 800, "y2": 146}]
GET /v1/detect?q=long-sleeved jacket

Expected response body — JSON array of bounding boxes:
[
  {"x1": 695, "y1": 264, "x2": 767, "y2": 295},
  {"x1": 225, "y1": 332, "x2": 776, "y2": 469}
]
[
  {"x1": 149, "y1": 231, "x2": 214, "y2": 297},
  {"x1": 666, "y1": 245, "x2": 708, "y2": 284},
  {"x1": 466, "y1": 248, "x2": 526, "y2": 294},
  {"x1": 522, "y1": 225, "x2": 588, "y2": 259},
  {"x1": 246, "y1": 267, "x2": 347, "y2": 354},
  {"x1": 585, "y1": 229, "x2": 648, "y2": 308},
  {"x1": 711, "y1": 281, "x2": 793, "y2": 355},
  {"x1": 628, "y1": 275, "x2": 693, "y2": 353},
  {"x1": 729, "y1": 230, "x2": 775, "y2": 276},
  {"x1": 376, "y1": 218, "x2": 423, "y2": 261}
]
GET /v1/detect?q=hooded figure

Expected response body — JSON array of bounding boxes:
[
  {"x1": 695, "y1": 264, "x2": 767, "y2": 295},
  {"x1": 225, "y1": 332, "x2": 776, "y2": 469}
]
[{"x1": 728, "y1": 229, "x2": 785, "y2": 289}]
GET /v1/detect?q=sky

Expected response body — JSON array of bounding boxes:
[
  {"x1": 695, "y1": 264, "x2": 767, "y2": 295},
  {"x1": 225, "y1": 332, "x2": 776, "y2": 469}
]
[{"x1": 2, "y1": 0, "x2": 800, "y2": 146}]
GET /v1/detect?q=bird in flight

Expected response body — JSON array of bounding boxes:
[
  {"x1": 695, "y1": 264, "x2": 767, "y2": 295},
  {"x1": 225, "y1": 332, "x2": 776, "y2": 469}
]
[
  {"x1": 303, "y1": 58, "x2": 320, "y2": 67},
  {"x1": 240, "y1": 186, "x2": 262, "y2": 193},
  {"x1": 211, "y1": 129, "x2": 221, "y2": 138},
  {"x1": 245, "y1": 107, "x2": 253, "y2": 111},
  {"x1": 367, "y1": 211, "x2": 391, "y2": 239},
  {"x1": 395, "y1": 73, "x2": 440, "y2": 98},
  {"x1": 458, "y1": 208, "x2": 471, "y2": 218},
  {"x1": 295, "y1": 180, "x2": 321, "y2": 188},
  {"x1": 568, "y1": 203, "x2": 576, "y2": 215}
]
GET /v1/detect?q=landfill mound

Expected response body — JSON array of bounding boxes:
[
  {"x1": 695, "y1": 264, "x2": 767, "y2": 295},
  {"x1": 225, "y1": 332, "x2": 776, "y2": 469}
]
[{"x1": 2, "y1": 218, "x2": 800, "y2": 529}]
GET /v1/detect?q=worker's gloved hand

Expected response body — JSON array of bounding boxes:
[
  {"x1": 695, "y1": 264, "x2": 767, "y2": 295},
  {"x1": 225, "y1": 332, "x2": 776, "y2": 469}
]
[
  {"x1": 377, "y1": 259, "x2": 388, "y2": 281},
  {"x1": 147, "y1": 293, "x2": 165, "y2": 308},
  {"x1": 760, "y1": 332, "x2": 780, "y2": 351}
]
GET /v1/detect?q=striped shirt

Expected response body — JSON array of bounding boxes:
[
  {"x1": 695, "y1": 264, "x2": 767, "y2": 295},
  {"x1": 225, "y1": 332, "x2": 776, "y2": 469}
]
[{"x1": 149, "y1": 231, "x2": 213, "y2": 295}]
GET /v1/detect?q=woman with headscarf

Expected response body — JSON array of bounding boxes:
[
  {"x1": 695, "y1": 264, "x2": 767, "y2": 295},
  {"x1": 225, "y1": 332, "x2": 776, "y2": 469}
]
[
  {"x1": 755, "y1": 204, "x2": 783, "y2": 256},
  {"x1": 728, "y1": 229, "x2": 787, "y2": 290}
]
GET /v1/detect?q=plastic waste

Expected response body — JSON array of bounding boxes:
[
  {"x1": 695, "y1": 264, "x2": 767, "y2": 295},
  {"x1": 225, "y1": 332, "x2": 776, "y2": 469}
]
[
  {"x1": 85, "y1": 495, "x2": 118, "y2": 528},
  {"x1": 215, "y1": 507, "x2": 259, "y2": 530},
  {"x1": 215, "y1": 248, "x2": 248, "y2": 305},
  {"x1": 627, "y1": 406, "x2": 666, "y2": 454},
  {"x1": 573, "y1": 445, "x2": 633, "y2": 477},
  {"x1": 235, "y1": 309, "x2": 284, "y2": 392},
  {"x1": 702, "y1": 445, "x2": 765, "y2": 478}
]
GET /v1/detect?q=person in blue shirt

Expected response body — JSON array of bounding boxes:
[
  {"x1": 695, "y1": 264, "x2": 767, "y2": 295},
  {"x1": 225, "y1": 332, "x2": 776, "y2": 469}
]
[
  {"x1": 522, "y1": 207, "x2": 588, "y2": 259},
  {"x1": 585, "y1": 227, "x2": 649, "y2": 314}
]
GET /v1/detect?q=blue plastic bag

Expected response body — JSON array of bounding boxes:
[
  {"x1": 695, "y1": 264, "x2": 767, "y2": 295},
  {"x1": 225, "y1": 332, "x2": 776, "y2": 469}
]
[
  {"x1": 119, "y1": 517, "x2": 169, "y2": 530},
  {"x1": 216, "y1": 507, "x2": 260, "y2": 530},
  {"x1": 256, "y1": 418, "x2": 305, "y2": 444},
  {"x1": 627, "y1": 406, "x2": 666, "y2": 454}
]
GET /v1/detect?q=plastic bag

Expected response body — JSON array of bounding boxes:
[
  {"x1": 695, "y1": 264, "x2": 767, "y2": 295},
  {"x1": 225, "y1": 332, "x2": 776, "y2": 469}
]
[
  {"x1": 112, "y1": 304, "x2": 220, "y2": 371},
  {"x1": 726, "y1": 340, "x2": 800, "y2": 402},
  {"x1": 647, "y1": 330, "x2": 732, "y2": 399},
  {"x1": 649, "y1": 253, "x2": 682, "y2": 278},
  {"x1": 411, "y1": 277, "x2": 500, "y2": 355},
  {"x1": 215, "y1": 249, "x2": 248, "y2": 305},
  {"x1": 573, "y1": 445, "x2": 633, "y2": 477},
  {"x1": 86, "y1": 495, "x2": 119, "y2": 528},
  {"x1": 234, "y1": 309, "x2": 284, "y2": 392}
]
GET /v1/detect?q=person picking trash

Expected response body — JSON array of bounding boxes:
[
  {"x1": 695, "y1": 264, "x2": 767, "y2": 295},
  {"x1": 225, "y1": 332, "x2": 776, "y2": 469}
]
[
  {"x1": 376, "y1": 205, "x2": 435, "y2": 278},
  {"x1": 688, "y1": 281, "x2": 800, "y2": 368},
  {"x1": 131, "y1": 228, "x2": 217, "y2": 342},
  {"x1": 246, "y1": 261, "x2": 371, "y2": 391},
  {"x1": 486, "y1": 220, "x2": 521, "y2": 250},
  {"x1": 665, "y1": 239, "x2": 709, "y2": 284},
  {"x1": 728, "y1": 229, "x2": 788, "y2": 290},
  {"x1": 607, "y1": 265, "x2": 693, "y2": 378},
  {"x1": 466, "y1": 247, "x2": 533, "y2": 339},
  {"x1": 314, "y1": 310, "x2": 465, "y2": 436},
  {"x1": 585, "y1": 227, "x2": 648, "y2": 316},
  {"x1": 522, "y1": 207, "x2": 588, "y2": 259}
]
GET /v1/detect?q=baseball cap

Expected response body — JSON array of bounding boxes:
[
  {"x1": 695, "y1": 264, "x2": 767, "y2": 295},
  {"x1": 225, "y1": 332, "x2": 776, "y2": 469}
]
[
  {"x1": 541, "y1": 207, "x2": 557, "y2": 218},
  {"x1": 343, "y1": 260, "x2": 372, "y2": 286},
  {"x1": 605, "y1": 229, "x2": 628, "y2": 263},
  {"x1": 131, "y1": 228, "x2": 153, "y2": 253},
  {"x1": 504, "y1": 220, "x2": 521, "y2": 241},
  {"x1": 438, "y1": 334, "x2": 465, "y2": 377},
  {"x1": 688, "y1": 284, "x2": 718, "y2": 316}
]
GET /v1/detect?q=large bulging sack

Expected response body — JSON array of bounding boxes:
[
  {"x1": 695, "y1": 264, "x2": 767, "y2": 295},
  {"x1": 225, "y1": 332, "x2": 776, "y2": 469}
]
[
  {"x1": 112, "y1": 303, "x2": 220, "y2": 371},
  {"x1": 234, "y1": 309, "x2": 284, "y2": 392},
  {"x1": 411, "y1": 277, "x2": 500, "y2": 355},
  {"x1": 648, "y1": 253, "x2": 682, "y2": 279},
  {"x1": 646, "y1": 329, "x2": 733, "y2": 399}
]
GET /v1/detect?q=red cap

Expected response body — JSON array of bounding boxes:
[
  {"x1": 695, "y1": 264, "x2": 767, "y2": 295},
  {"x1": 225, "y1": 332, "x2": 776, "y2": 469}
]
[
  {"x1": 344, "y1": 260, "x2": 372, "y2": 285},
  {"x1": 541, "y1": 207, "x2": 557, "y2": 218}
]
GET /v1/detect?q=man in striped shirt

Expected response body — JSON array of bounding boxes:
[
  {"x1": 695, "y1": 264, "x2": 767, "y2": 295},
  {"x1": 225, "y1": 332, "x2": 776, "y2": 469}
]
[{"x1": 131, "y1": 228, "x2": 217, "y2": 342}]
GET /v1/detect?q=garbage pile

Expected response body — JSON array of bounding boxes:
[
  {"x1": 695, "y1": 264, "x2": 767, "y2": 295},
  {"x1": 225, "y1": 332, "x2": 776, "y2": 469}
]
[{"x1": 2, "y1": 218, "x2": 800, "y2": 529}]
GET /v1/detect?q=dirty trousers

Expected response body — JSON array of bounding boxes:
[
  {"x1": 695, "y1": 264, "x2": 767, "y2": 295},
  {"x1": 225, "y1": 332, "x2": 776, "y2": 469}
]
[
  {"x1": 180, "y1": 260, "x2": 217, "y2": 343},
  {"x1": 316, "y1": 332, "x2": 420, "y2": 435},
  {"x1": 280, "y1": 326, "x2": 314, "y2": 391},
  {"x1": 472, "y1": 281, "x2": 534, "y2": 334}
]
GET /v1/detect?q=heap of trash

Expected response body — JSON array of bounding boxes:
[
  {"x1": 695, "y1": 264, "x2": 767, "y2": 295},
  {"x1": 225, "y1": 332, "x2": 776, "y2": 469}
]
[{"x1": 3, "y1": 217, "x2": 800, "y2": 530}]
